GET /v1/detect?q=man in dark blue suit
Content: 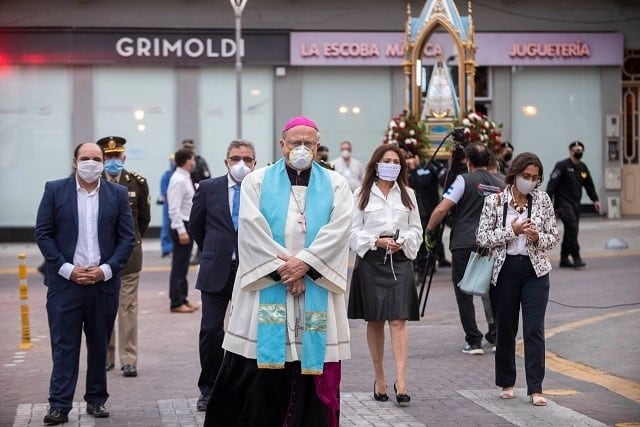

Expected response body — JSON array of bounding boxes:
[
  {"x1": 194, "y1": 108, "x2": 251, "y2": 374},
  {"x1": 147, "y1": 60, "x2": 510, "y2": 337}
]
[
  {"x1": 35, "y1": 142, "x2": 135, "y2": 425},
  {"x1": 189, "y1": 139, "x2": 257, "y2": 411}
]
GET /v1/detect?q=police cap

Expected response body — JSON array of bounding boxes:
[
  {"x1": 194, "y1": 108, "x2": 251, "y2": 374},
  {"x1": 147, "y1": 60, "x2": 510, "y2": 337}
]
[
  {"x1": 96, "y1": 136, "x2": 126, "y2": 154},
  {"x1": 182, "y1": 139, "x2": 195, "y2": 149},
  {"x1": 568, "y1": 140, "x2": 585, "y2": 150}
]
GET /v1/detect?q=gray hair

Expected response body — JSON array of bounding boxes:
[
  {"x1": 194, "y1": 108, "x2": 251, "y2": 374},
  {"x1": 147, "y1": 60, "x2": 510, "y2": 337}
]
[{"x1": 226, "y1": 139, "x2": 256, "y2": 158}]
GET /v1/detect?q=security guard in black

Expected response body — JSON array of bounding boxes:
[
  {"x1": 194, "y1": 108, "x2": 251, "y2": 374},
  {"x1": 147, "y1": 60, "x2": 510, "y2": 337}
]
[{"x1": 546, "y1": 141, "x2": 600, "y2": 268}]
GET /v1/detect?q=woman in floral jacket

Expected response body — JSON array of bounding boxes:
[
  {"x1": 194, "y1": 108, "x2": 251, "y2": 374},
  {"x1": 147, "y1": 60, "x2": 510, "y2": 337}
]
[{"x1": 476, "y1": 152, "x2": 558, "y2": 406}]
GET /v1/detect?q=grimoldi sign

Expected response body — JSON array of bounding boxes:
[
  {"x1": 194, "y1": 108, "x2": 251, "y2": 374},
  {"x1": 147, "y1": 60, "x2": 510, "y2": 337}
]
[
  {"x1": 290, "y1": 32, "x2": 623, "y2": 67},
  {"x1": 0, "y1": 29, "x2": 288, "y2": 65}
]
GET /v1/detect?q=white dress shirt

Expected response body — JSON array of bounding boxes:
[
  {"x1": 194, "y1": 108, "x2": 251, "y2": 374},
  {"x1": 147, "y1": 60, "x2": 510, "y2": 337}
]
[
  {"x1": 350, "y1": 182, "x2": 423, "y2": 259},
  {"x1": 59, "y1": 177, "x2": 113, "y2": 281},
  {"x1": 167, "y1": 167, "x2": 195, "y2": 234},
  {"x1": 332, "y1": 156, "x2": 364, "y2": 192}
]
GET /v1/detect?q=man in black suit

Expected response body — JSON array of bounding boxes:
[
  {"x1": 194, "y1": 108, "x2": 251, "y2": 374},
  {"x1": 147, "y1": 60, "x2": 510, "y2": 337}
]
[
  {"x1": 189, "y1": 139, "x2": 257, "y2": 411},
  {"x1": 35, "y1": 142, "x2": 135, "y2": 425}
]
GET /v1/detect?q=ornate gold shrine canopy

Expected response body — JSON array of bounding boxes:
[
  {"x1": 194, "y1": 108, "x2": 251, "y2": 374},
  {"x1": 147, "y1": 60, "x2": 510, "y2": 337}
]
[{"x1": 403, "y1": 0, "x2": 477, "y2": 145}]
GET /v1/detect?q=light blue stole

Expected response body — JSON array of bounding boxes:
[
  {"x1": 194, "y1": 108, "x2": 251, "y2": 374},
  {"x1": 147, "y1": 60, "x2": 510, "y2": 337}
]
[{"x1": 257, "y1": 158, "x2": 333, "y2": 375}]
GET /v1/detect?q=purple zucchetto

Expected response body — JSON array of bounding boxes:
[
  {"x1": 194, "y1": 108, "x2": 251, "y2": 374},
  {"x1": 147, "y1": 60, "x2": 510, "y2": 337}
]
[{"x1": 282, "y1": 116, "x2": 318, "y2": 133}]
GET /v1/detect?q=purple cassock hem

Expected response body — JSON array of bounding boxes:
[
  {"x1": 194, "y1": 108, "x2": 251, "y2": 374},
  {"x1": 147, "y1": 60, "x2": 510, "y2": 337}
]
[{"x1": 313, "y1": 361, "x2": 341, "y2": 427}]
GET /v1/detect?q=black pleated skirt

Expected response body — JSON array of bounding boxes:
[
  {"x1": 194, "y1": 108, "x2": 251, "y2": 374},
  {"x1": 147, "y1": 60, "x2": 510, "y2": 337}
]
[{"x1": 348, "y1": 248, "x2": 420, "y2": 321}]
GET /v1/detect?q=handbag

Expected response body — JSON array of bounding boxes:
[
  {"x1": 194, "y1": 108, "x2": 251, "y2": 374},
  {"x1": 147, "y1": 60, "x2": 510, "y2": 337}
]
[{"x1": 457, "y1": 247, "x2": 494, "y2": 296}]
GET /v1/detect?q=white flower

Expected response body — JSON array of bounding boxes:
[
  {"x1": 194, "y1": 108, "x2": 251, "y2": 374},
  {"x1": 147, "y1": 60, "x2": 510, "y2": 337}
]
[
  {"x1": 462, "y1": 118, "x2": 471, "y2": 126},
  {"x1": 390, "y1": 120, "x2": 397, "y2": 128},
  {"x1": 409, "y1": 129, "x2": 415, "y2": 136},
  {"x1": 468, "y1": 112, "x2": 480, "y2": 121},
  {"x1": 399, "y1": 121, "x2": 406, "y2": 129}
]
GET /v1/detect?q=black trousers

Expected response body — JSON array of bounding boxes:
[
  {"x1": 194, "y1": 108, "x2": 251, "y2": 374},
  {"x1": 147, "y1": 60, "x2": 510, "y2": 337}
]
[
  {"x1": 169, "y1": 221, "x2": 194, "y2": 309},
  {"x1": 490, "y1": 255, "x2": 549, "y2": 395},
  {"x1": 557, "y1": 204, "x2": 581, "y2": 259},
  {"x1": 197, "y1": 261, "x2": 236, "y2": 396},
  {"x1": 451, "y1": 248, "x2": 494, "y2": 347}
]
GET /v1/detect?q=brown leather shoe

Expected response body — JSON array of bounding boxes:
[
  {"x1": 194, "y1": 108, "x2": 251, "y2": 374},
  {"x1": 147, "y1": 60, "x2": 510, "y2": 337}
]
[
  {"x1": 186, "y1": 301, "x2": 200, "y2": 311},
  {"x1": 170, "y1": 304, "x2": 196, "y2": 313}
]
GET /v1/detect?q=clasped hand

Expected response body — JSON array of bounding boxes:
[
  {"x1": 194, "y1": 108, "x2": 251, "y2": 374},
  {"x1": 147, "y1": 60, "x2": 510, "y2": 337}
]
[
  {"x1": 71, "y1": 266, "x2": 105, "y2": 286},
  {"x1": 277, "y1": 255, "x2": 309, "y2": 297},
  {"x1": 376, "y1": 236, "x2": 403, "y2": 253},
  {"x1": 512, "y1": 219, "x2": 539, "y2": 243}
]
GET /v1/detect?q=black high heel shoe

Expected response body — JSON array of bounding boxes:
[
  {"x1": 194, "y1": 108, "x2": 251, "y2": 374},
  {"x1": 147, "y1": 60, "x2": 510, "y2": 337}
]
[
  {"x1": 373, "y1": 381, "x2": 389, "y2": 402},
  {"x1": 394, "y1": 383, "x2": 411, "y2": 406}
]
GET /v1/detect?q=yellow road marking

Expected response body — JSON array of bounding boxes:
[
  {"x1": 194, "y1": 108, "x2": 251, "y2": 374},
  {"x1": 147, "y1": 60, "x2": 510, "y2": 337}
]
[{"x1": 516, "y1": 309, "x2": 640, "y2": 404}]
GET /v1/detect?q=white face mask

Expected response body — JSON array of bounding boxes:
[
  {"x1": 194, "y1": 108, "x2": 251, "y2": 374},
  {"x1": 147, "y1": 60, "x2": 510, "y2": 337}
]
[
  {"x1": 288, "y1": 146, "x2": 313, "y2": 170},
  {"x1": 377, "y1": 162, "x2": 401, "y2": 182},
  {"x1": 76, "y1": 160, "x2": 104, "y2": 183},
  {"x1": 515, "y1": 175, "x2": 537, "y2": 195},
  {"x1": 229, "y1": 161, "x2": 252, "y2": 182},
  {"x1": 340, "y1": 149, "x2": 351, "y2": 159}
]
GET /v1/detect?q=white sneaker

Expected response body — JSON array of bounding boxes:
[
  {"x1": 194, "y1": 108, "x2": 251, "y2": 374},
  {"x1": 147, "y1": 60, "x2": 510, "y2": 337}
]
[{"x1": 462, "y1": 344, "x2": 485, "y2": 355}]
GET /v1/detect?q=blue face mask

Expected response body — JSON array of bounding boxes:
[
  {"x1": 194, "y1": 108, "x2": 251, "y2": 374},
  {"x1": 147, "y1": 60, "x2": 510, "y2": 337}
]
[{"x1": 104, "y1": 158, "x2": 124, "y2": 176}]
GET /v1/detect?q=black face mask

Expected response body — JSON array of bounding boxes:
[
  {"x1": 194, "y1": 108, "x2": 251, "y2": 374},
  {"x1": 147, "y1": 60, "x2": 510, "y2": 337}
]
[
  {"x1": 573, "y1": 151, "x2": 583, "y2": 160},
  {"x1": 503, "y1": 152, "x2": 513, "y2": 162}
]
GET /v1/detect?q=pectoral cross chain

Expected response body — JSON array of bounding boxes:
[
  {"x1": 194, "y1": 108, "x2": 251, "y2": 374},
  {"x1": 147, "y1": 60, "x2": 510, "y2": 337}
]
[
  {"x1": 294, "y1": 316, "x2": 304, "y2": 337},
  {"x1": 297, "y1": 213, "x2": 307, "y2": 233}
]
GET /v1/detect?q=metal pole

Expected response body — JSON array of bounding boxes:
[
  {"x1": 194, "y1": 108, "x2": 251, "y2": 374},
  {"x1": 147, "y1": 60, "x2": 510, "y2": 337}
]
[{"x1": 234, "y1": 10, "x2": 242, "y2": 139}]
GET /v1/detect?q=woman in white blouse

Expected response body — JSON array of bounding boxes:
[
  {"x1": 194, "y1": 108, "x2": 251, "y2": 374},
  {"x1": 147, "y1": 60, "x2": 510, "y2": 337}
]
[
  {"x1": 476, "y1": 152, "x2": 558, "y2": 406},
  {"x1": 348, "y1": 144, "x2": 423, "y2": 406}
]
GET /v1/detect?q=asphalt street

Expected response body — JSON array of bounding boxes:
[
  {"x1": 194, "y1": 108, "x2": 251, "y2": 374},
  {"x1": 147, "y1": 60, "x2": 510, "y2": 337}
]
[{"x1": 0, "y1": 216, "x2": 638, "y2": 426}]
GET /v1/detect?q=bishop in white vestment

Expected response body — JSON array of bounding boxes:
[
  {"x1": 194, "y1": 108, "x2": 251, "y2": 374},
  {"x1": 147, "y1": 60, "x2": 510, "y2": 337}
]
[{"x1": 205, "y1": 116, "x2": 353, "y2": 427}]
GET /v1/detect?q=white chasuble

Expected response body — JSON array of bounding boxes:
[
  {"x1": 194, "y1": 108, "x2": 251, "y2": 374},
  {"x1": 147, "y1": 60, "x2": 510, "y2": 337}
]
[{"x1": 222, "y1": 165, "x2": 354, "y2": 363}]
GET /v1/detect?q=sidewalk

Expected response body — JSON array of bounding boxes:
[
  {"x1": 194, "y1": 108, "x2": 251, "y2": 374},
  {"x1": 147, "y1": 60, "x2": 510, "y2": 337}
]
[{"x1": 0, "y1": 216, "x2": 638, "y2": 426}]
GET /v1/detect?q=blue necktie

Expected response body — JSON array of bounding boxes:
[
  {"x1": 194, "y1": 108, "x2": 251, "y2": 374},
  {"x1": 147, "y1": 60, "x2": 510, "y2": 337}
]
[{"x1": 232, "y1": 184, "x2": 240, "y2": 231}]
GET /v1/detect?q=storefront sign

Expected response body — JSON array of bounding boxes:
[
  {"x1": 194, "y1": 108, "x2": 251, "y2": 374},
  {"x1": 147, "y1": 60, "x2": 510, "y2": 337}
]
[
  {"x1": 291, "y1": 32, "x2": 623, "y2": 66},
  {"x1": 0, "y1": 29, "x2": 288, "y2": 65}
]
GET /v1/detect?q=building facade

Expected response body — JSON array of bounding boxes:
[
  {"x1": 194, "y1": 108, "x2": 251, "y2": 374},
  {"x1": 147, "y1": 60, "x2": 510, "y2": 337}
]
[{"x1": 1, "y1": 0, "x2": 639, "y2": 240}]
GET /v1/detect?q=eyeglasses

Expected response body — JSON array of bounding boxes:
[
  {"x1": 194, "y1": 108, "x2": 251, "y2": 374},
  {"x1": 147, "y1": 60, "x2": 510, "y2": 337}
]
[
  {"x1": 284, "y1": 140, "x2": 318, "y2": 149},
  {"x1": 227, "y1": 156, "x2": 255, "y2": 163},
  {"x1": 520, "y1": 173, "x2": 540, "y2": 182}
]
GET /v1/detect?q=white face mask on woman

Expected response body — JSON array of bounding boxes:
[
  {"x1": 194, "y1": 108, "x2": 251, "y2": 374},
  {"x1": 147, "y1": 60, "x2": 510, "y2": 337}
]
[
  {"x1": 288, "y1": 146, "x2": 313, "y2": 171},
  {"x1": 377, "y1": 162, "x2": 401, "y2": 182},
  {"x1": 515, "y1": 175, "x2": 537, "y2": 195},
  {"x1": 76, "y1": 160, "x2": 104, "y2": 183}
]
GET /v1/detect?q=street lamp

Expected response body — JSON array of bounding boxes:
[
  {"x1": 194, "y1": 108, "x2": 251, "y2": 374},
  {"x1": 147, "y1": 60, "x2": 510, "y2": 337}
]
[{"x1": 230, "y1": 0, "x2": 248, "y2": 139}]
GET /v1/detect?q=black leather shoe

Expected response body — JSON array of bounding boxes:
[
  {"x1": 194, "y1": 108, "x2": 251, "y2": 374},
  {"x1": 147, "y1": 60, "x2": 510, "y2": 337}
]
[
  {"x1": 559, "y1": 258, "x2": 574, "y2": 268},
  {"x1": 122, "y1": 364, "x2": 137, "y2": 377},
  {"x1": 572, "y1": 257, "x2": 586, "y2": 268},
  {"x1": 394, "y1": 383, "x2": 410, "y2": 407},
  {"x1": 196, "y1": 394, "x2": 210, "y2": 411},
  {"x1": 105, "y1": 363, "x2": 115, "y2": 372},
  {"x1": 438, "y1": 258, "x2": 452, "y2": 267},
  {"x1": 373, "y1": 381, "x2": 388, "y2": 402},
  {"x1": 43, "y1": 408, "x2": 68, "y2": 425},
  {"x1": 86, "y1": 403, "x2": 110, "y2": 418}
]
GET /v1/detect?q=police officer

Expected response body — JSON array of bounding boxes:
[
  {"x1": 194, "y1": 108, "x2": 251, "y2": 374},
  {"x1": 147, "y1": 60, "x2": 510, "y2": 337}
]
[
  {"x1": 498, "y1": 142, "x2": 514, "y2": 175},
  {"x1": 181, "y1": 139, "x2": 210, "y2": 265},
  {"x1": 97, "y1": 136, "x2": 151, "y2": 377},
  {"x1": 403, "y1": 146, "x2": 451, "y2": 275},
  {"x1": 182, "y1": 139, "x2": 211, "y2": 185},
  {"x1": 546, "y1": 140, "x2": 601, "y2": 268},
  {"x1": 315, "y1": 145, "x2": 335, "y2": 170}
]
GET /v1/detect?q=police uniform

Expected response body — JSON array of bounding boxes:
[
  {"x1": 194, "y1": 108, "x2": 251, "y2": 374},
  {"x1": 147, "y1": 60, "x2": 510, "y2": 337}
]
[
  {"x1": 97, "y1": 136, "x2": 151, "y2": 377},
  {"x1": 409, "y1": 159, "x2": 449, "y2": 271},
  {"x1": 546, "y1": 141, "x2": 599, "y2": 267},
  {"x1": 182, "y1": 139, "x2": 211, "y2": 184}
]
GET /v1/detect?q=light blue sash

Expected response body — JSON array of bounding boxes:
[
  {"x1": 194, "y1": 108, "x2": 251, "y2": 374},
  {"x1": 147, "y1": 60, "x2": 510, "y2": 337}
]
[{"x1": 257, "y1": 159, "x2": 333, "y2": 375}]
